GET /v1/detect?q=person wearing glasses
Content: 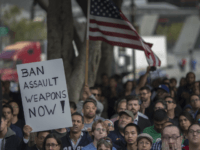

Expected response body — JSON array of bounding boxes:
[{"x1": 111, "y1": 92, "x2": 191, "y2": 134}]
[
  {"x1": 137, "y1": 133, "x2": 153, "y2": 150},
  {"x1": 143, "y1": 109, "x2": 169, "y2": 143},
  {"x1": 82, "y1": 120, "x2": 116, "y2": 150},
  {"x1": 185, "y1": 123, "x2": 200, "y2": 150},
  {"x1": 153, "y1": 100, "x2": 167, "y2": 112},
  {"x1": 76, "y1": 85, "x2": 104, "y2": 117},
  {"x1": 27, "y1": 131, "x2": 51, "y2": 150},
  {"x1": 189, "y1": 94, "x2": 200, "y2": 119},
  {"x1": 124, "y1": 123, "x2": 140, "y2": 150},
  {"x1": 8, "y1": 101, "x2": 25, "y2": 131},
  {"x1": 161, "y1": 125, "x2": 183, "y2": 150},
  {"x1": 61, "y1": 112, "x2": 92, "y2": 150},
  {"x1": 43, "y1": 134, "x2": 62, "y2": 150},
  {"x1": 97, "y1": 137, "x2": 113, "y2": 150},
  {"x1": 164, "y1": 96, "x2": 179, "y2": 126}
]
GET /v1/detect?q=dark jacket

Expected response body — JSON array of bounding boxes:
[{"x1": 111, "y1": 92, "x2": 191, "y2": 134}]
[
  {"x1": 2, "y1": 127, "x2": 25, "y2": 150},
  {"x1": 114, "y1": 116, "x2": 151, "y2": 133},
  {"x1": 26, "y1": 145, "x2": 38, "y2": 150},
  {"x1": 10, "y1": 124, "x2": 23, "y2": 139},
  {"x1": 137, "y1": 116, "x2": 151, "y2": 132},
  {"x1": 108, "y1": 130, "x2": 126, "y2": 150},
  {"x1": 61, "y1": 131, "x2": 92, "y2": 150}
]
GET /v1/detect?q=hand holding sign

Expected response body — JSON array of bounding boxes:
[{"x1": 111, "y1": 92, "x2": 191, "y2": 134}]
[
  {"x1": 17, "y1": 59, "x2": 72, "y2": 132},
  {"x1": 23, "y1": 125, "x2": 33, "y2": 139}
]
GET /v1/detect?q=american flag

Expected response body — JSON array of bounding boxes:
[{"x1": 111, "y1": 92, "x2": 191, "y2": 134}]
[{"x1": 89, "y1": 0, "x2": 161, "y2": 67}]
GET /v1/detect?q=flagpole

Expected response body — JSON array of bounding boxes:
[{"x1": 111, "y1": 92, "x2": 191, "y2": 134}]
[{"x1": 85, "y1": 0, "x2": 91, "y2": 85}]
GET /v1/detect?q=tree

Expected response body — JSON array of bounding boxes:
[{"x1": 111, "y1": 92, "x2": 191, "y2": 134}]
[{"x1": 3, "y1": 5, "x2": 47, "y2": 42}]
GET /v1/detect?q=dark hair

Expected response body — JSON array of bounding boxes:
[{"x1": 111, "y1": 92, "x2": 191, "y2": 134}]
[
  {"x1": 72, "y1": 112, "x2": 84, "y2": 124},
  {"x1": 124, "y1": 123, "x2": 140, "y2": 135},
  {"x1": 179, "y1": 111, "x2": 194, "y2": 127},
  {"x1": 101, "y1": 73, "x2": 108, "y2": 79},
  {"x1": 97, "y1": 137, "x2": 112, "y2": 150},
  {"x1": 139, "y1": 86, "x2": 151, "y2": 93},
  {"x1": 90, "y1": 87, "x2": 99, "y2": 90},
  {"x1": 37, "y1": 130, "x2": 51, "y2": 137},
  {"x1": 43, "y1": 133, "x2": 62, "y2": 150},
  {"x1": 124, "y1": 81, "x2": 133, "y2": 90},
  {"x1": 153, "y1": 109, "x2": 168, "y2": 122},
  {"x1": 126, "y1": 95, "x2": 140, "y2": 104},
  {"x1": 3, "y1": 104, "x2": 13, "y2": 114},
  {"x1": 188, "y1": 123, "x2": 200, "y2": 133},
  {"x1": 69, "y1": 101, "x2": 77, "y2": 110},
  {"x1": 154, "y1": 100, "x2": 167, "y2": 110},
  {"x1": 116, "y1": 98, "x2": 126, "y2": 110},
  {"x1": 164, "y1": 96, "x2": 176, "y2": 104},
  {"x1": 186, "y1": 72, "x2": 195, "y2": 79},
  {"x1": 162, "y1": 125, "x2": 182, "y2": 136},
  {"x1": 83, "y1": 98, "x2": 97, "y2": 107},
  {"x1": 170, "y1": 78, "x2": 177, "y2": 84},
  {"x1": 7, "y1": 101, "x2": 19, "y2": 106}
]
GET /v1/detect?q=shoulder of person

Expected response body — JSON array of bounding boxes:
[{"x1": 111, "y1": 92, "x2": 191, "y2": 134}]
[{"x1": 138, "y1": 112, "x2": 149, "y2": 120}]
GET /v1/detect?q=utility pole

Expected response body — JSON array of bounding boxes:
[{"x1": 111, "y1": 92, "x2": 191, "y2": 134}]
[{"x1": 131, "y1": 0, "x2": 136, "y2": 81}]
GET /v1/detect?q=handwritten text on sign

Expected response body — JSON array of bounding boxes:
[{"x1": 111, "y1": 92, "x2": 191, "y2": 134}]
[{"x1": 17, "y1": 59, "x2": 72, "y2": 132}]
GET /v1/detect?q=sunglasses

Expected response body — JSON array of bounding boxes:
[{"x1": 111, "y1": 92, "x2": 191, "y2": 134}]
[{"x1": 92, "y1": 93, "x2": 101, "y2": 97}]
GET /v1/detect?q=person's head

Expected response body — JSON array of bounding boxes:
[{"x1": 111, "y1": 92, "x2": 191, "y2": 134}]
[
  {"x1": 161, "y1": 125, "x2": 182, "y2": 150},
  {"x1": 104, "y1": 120, "x2": 114, "y2": 131},
  {"x1": 124, "y1": 123, "x2": 140, "y2": 145},
  {"x1": 35, "y1": 131, "x2": 51, "y2": 150},
  {"x1": 82, "y1": 99, "x2": 97, "y2": 119},
  {"x1": 156, "y1": 84, "x2": 170, "y2": 100},
  {"x1": 69, "y1": 101, "x2": 77, "y2": 115},
  {"x1": 153, "y1": 109, "x2": 168, "y2": 133},
  {"x1": 109, "y1": 77, "x2": 117, "y2": 88},
  {"x1": 180, "y1": 77, "x2": 186, "y2": 87},
  {"x1": 7, "y1": 101, "x2": 19, "y2": 116},
  {"x1": 97, "y1": 137, "x2": 112, "y2": 150},
  {"x1": 179, "y1": 111, "x2": 194, "y2": 132},
  {"x1": 43, "y1": 133, "x2": 62, "y2": 150},
  {"x1": 126, "y1": 95, "x2": 140, "y2": 116},
  {"x1": 162, "y1": 121, "x2": 173, "y2": 131},
  {"x1": 170, "y1": 78, "x2": 177, "y2": 89},
  {"x1": 193, "y1": 81, "x2": 200, "y2": 95},
  {"x1": 116, "y1": 99, "x2": 127, "y2": 114},
  {"x1": 190, "y1": 94, "x2": 200, "y2": 110},
  {"x1": 188, "y1": 124, "x2": 200, "y2": 146},
  {"x1": 139, "y1": 86, "x2": 151, "y2": 103},
  {"x1": 137, "y1": 133, "x2": 153, "y2": 150},
  {"x1": 3, "y1": 80, "x2": 10, "y2": 90},
  {"x1": 70, "y1": 112, "x2": 84, "y2": 133},
  {"x1": 118, "y1": 110, "x2": 134, "y2": 131},
  {"x1": 154, "y1": 100, "x2": 167, "y2": 112},
  {"x1": 101, "y1": 73, "x2": 109, "y2": 85},
  {"x1": 2, "y1": 104, "x2": 13, "y2": 123},
  {"x1": 0, "y1": 114, "x2": 8, "y2": 132},
  {"x1": 91, "y1": 120, "x2": 109, "y2": 141},
  {"x1": 164, "y1": 96, "x2": 176, "y2": 111},
  {"x1": 162, "y1": 78, "x2": 170, "y2": 85},
  {"x1": 124, "y1": 81, "x2": 133, "y2": 91},
  {"x1": 90, "y1": 87, "x2": 100, "y2": 100},
  {"x1": 186, "y1": 72, "x2": 196, "y2": 86}
]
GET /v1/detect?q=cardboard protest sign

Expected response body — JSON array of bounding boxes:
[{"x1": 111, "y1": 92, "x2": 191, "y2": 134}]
[{"x1": 17, "y1": 59, "x2": 72, "y2": 132}]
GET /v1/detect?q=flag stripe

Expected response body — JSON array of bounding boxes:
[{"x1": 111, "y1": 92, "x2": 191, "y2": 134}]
[
  {"x1": 90, "y1": 28, "x2": 139, "y2": 40},
  {"x1": 90, "y1": 19, "x2": 132, "y2": 31},
  {"x1": 90, "y1": 36, "x2": 146, "y2": 50},
  {"x1": 89, "y1": 31, "x2": 142, "y2": 46},
  {"x1": 89, "y1": 23, "x2": 136, "y2": 36}
]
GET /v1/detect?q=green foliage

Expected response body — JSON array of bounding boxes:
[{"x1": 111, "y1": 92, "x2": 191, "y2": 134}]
[{"x1": 3, "y1": 5, "x2": 47, "y2": 42}]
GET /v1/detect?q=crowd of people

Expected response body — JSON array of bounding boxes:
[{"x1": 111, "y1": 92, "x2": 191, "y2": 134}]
[{"x1": 1, "y1": 66, "x2": 200, "y2": 150}]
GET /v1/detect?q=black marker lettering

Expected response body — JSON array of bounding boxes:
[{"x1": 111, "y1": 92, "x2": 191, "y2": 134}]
[
  {"x1": 30, "y1": 68, "x2": 36, "y2": 76},
  {"x1": 62, "y1": 90, "x2": 67, "y2": 98},
  {"x1": 45, "y1": 104, "x2": 56, "y2": 115},
  {"x1": 25, "y1": 95, "x2": 34, "y2": 103},
  {"x1": 48, "y1": 79, "x2": 53, "y2": 86},
  {"x1": 36, "y1": 66, "x2": 44, "y2": 75},
  {"x1": 21, "y1": 69, "x2": 29, "y2": 77},
  {"x1": 34, "y1": 94, "x2": 38, "y2": 102},
  {"x1": 29, "y1": 107, "x2": 36, "y2": 118},
  {"x1": 29, "y1": 81, "x2": 34, "y2": 88},
  {"x1": 24, "y1": 82, "x2": 29, "y2": 89},
  {"x1": 39, "y1": 93, "x2": 46, "y2": 101},
  {"x1": 52, "y1": 77, "x2": 58, "y2": 85},
  {"x1": 38, "y1": 106, "x2": 45, "y2": 117}
]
